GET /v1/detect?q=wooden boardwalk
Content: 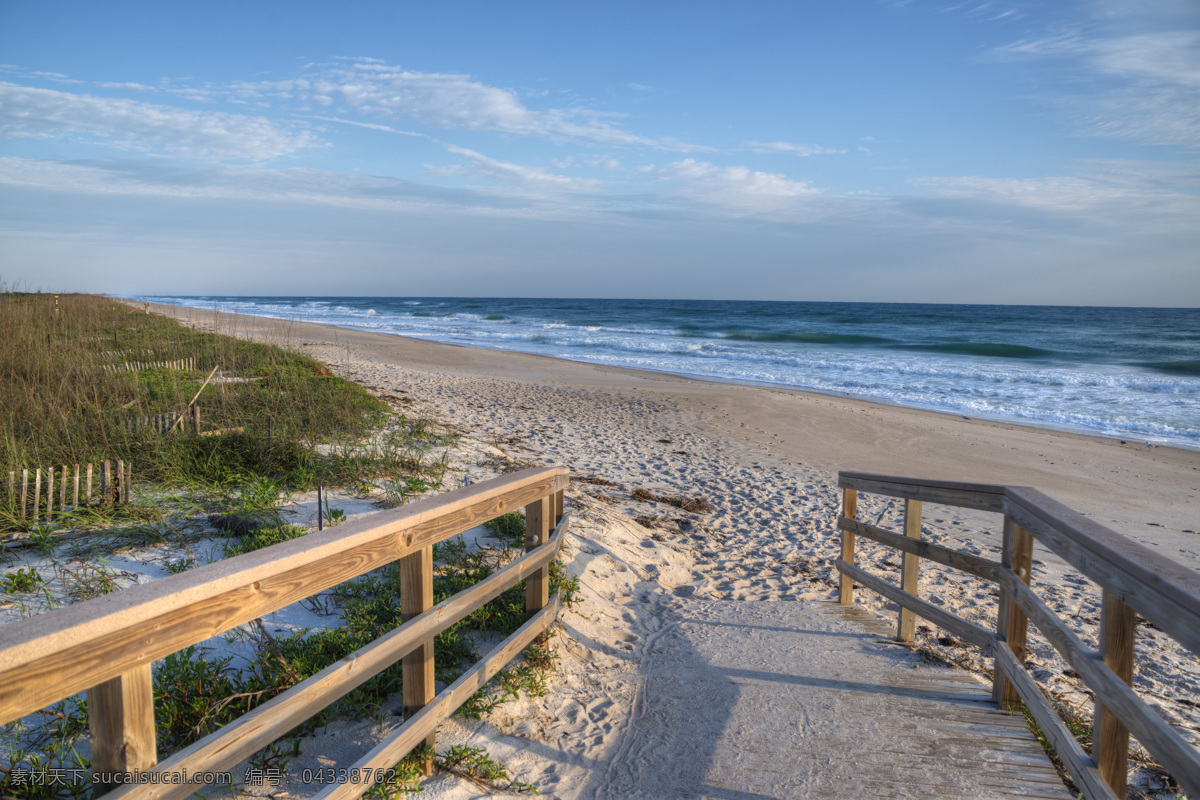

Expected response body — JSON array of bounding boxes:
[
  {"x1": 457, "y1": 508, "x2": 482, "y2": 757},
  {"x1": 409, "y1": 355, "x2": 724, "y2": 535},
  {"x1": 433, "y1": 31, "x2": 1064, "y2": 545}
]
[
  {"x1": 593, "y1": 599, "x2": 1070, "y2": 799},
  {"x1": 822, "y1": 603, "x2": 1072, "y2": 799}
]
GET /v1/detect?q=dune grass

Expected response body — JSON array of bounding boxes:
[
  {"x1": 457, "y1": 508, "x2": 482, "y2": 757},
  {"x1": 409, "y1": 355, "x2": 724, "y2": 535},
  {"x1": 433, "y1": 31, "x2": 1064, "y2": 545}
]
[
  {"x1": 0, "y1": 292, "x2": 578, "y2": 796},
  {"x1": 0, "y1": 291, "x2": 415, "y2": 530}
]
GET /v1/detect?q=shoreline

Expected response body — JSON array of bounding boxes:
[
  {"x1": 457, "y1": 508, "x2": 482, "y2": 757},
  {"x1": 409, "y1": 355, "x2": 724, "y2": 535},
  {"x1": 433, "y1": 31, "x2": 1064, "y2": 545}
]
[
  {"x1": 127, "y1": 296, "x2": 1200, "y2": 454},
  {"x1": 144, "y1": 298, "x2": 1200, "y2": 544}
]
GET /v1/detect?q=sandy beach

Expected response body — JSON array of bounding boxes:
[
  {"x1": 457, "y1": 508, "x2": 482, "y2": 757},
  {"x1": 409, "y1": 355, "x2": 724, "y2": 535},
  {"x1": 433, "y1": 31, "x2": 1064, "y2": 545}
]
[{"x1": 142, "y1": 301, "x2": 1200, "y2": 797}]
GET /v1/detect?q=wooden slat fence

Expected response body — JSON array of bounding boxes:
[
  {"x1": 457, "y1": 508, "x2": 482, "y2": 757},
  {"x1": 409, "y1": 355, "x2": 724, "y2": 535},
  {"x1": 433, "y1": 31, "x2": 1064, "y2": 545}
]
[
  {"x1": 836, "y1": 471, "x2": 1200, "y2": 800},
  {"x1": 121, "y1": 412, "x2": 182, "y2": 436},
  {"x1": 6, "y1": 461, "x2": 131, "y2": 520},
  {"x1": 0, "y1": 467, "x2": 570, "y2": 799},
  {"x1": 101, "y1": 357, "x2": 198, "y2": 373}
]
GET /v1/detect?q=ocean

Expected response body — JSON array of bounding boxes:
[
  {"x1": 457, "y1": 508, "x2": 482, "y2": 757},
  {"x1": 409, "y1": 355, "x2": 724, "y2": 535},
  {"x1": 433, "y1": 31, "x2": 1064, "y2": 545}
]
[{"x1": 132, "y1": 296, "x2": 1200, "y2": 450}]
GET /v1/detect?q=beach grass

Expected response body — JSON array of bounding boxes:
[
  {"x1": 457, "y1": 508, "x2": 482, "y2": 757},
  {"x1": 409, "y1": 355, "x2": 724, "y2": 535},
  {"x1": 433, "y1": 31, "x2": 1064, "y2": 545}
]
[
  {"x1": 0, "y1": 293, "x2": 580, "y2": 796},
  {"x1": 0, "y1": 291, "x2": 420, "y2": 530}
]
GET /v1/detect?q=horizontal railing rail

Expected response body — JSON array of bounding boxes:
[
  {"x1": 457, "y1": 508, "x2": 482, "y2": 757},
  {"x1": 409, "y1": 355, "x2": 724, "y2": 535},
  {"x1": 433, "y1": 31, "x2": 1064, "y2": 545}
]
[
  {"x1": 836, "y1": 471, "x2": 1200, "y2": 800},
  {"x1": 0, "y1": 467, "x2": 570, "y2": 799}
]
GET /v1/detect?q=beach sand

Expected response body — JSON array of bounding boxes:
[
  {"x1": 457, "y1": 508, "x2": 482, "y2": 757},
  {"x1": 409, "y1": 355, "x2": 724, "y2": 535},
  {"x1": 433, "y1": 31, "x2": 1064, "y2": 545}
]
[{"x1": 144, "y1": 302, "x2": 1200, "y2": 797}]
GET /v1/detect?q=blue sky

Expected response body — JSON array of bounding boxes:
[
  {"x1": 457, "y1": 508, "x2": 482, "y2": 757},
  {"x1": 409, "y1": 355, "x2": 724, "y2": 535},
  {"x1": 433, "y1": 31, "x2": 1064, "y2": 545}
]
[{"x1": 1, "y1": 0, "x2": 1197, "y2": 305}]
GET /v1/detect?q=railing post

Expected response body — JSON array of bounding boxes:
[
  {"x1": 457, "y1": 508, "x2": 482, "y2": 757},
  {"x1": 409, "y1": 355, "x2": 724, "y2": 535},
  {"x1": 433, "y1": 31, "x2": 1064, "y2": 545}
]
[
  {"x1": 88, "y1": 664, "x2": 157, "y2": 796},
  {"x1": 525, "y1": 494, "x2": 552, "y2": 613},
  {"x1": 993, "y1": 517, "x2": 1033, "y2": 708},
  {"x1": 839, "y1": 488, "x2": 858, "y2": 604},
  {"x1": 553, "y1": 487, "x2": 565, "y2": 526},
  {"x1": 897, "y1": 498, "x2": 922, "y2": 643},
  {"x1": 1094, "y1": 590, "x2": 1136, "y2": 797},
  {"x1": 400, "y1": 545, "x2": 435, "y2": 774}
]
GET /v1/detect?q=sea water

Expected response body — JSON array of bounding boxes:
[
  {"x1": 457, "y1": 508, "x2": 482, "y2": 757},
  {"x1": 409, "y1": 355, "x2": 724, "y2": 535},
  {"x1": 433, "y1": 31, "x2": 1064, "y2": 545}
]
[{"x1": 132, "y1": 296, "x2": 1200, "y2": 450}]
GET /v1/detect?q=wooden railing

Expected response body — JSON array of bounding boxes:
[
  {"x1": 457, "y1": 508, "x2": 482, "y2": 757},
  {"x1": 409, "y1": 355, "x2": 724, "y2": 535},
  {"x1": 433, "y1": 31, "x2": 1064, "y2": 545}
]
[
  {"x1": 836, "y1": 471, "x2": 1200, "y2": 800},
  {"x1": 0, "y1": 467, "x2": 570, "y2": 799}
]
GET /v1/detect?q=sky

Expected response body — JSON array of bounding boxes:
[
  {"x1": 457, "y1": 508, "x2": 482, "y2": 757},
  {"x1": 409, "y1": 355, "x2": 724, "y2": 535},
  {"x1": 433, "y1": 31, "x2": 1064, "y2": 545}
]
[{"x1": 0, "y1": 0, "x2": 1197, "y2": 305}]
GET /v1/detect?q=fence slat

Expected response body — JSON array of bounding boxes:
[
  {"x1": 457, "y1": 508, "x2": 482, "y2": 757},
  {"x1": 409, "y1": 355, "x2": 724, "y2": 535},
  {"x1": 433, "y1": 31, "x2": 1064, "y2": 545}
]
[
  {"x1": 993, "y1": 517, "x2": 1033, "y2": 708},
  {"x1": 525, "y1": 494, "x2": 551, "y2": 612},
  {"x1": 1093, "y1": 591, "x2": 1137, "y2": 797},
  {"x1": 400, "y1": 545, "x2": 435, "y2": 774},
  {"x1": 897, "y1": 498, "x2": 922, "y2": 643},
  {"x1": 839, "y1": 489, "x2": 858, "y2": 604},
  {"x1": 88, "y1": 665, "x2": 157, "y2": 792}
]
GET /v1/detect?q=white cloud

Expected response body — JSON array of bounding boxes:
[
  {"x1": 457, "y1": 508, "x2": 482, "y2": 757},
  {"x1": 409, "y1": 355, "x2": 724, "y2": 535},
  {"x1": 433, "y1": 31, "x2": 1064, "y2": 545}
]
[
  {"x1": 231, "y1": 61, "x2": 708, "y2": 150},
  {"x1": 0, "y1": 156, "x2": 523, "y2": 215},
  {"x1": 97, "y1": 81, "x2": 155, "y2": 91},
  {"x1": 660, "y1": 159, "x2": 816, "y2": 194},
  {"x1": 994, "y1": 20, "x2": 1200, "y2": 147},
  {"x1": 654, "y1": 159, "x2": 820, "y2": 216},
  {"x1": 309, "y1": 115, "x2": 424, "y2": 136},
  {"x1": 160, "y1": 85, "x2": 215, "y2": 102},
  {"x1": 553, "y1": 155, "x2": 622, "y2": 170},
  {"x1": 914, "y1": 171, "x2": 1200, "y2": 228},
  {"x1": 0, "y1": 82, "x2": 318, "y2": 159},
  {"x1": 428, "y1": 145, "x2": 600, "y2": 190},
  {"x1": 747, "y1": 141, "x2": 846, "y2": 156},
  {"x1": 916, "y1": 175, "x2": 1129, "y2": 210}
]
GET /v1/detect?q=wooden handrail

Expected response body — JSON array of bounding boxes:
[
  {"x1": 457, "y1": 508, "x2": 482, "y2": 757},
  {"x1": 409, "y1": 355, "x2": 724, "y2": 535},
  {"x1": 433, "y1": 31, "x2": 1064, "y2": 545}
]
[
  {"x1": 836, "y1": 470, "x2": 1200, "y2": 800},
  {"x1": 0, "y1": 467, "x2": 568, "y2": 723},
  {"x1": 106, "y1": 514, "x2": 572, "y2": 800},
  {"x1": 0, "y1": 467, "x2": 570, "y2": 799}
]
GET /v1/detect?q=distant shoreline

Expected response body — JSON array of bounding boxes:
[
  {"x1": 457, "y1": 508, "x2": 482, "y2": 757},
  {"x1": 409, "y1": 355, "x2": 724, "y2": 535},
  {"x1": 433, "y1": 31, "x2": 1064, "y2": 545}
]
[
  {"x1": 138, "y1": 297, "x2": 1200, "y2": 540},
  {"x1": 134, "y1": 295, "x2": 1200, "y2": 454}
]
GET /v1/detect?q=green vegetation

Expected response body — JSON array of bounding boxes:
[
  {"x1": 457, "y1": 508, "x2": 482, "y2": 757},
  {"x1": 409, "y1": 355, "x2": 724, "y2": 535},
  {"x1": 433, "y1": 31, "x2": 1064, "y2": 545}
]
[
  {"x1": 484, "y1": 510, "x2": 526, "y2": 544},
  {"x1": 1, "y1": 531, "x2": 577, "y2": 797},
  {"x1": 433, "y1": 744, "x2": 539, "y2": 793},
  {"x1": 0, "y1": 292, "x2": 579, "y2": 797},
  {"x1": 1, "y1": 567, "x2": 41, "y2": 593},
  {"x1": 0, "y1": 292, "x2": 387, "y2": 505}
]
